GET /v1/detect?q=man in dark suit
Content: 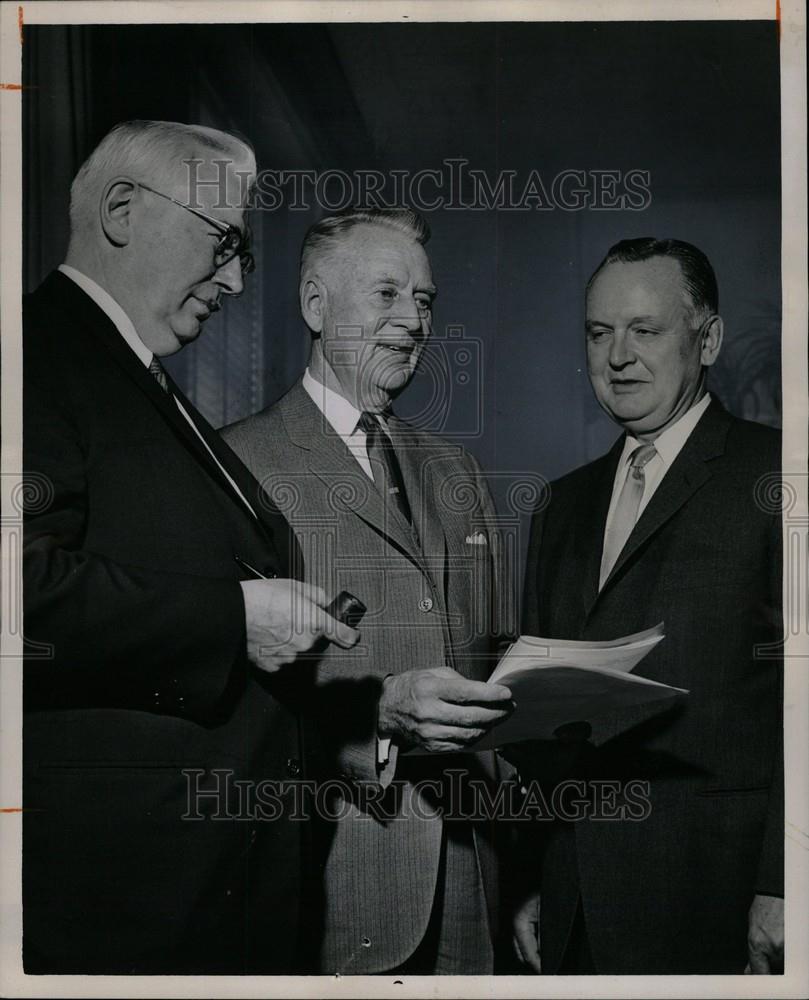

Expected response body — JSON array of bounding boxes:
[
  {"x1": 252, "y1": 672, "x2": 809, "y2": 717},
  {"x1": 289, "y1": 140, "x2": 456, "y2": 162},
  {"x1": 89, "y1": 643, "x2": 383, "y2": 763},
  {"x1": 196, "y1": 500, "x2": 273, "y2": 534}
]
[
  {"x1": 513, "y1": 238, "x2": 783, "y2": 974},
  {"x1": 224, "y1": 209, "x2": 515, "y2": 974},
  {"x1": 22, "y1": 119, "x2": 357, "y2": 974}
]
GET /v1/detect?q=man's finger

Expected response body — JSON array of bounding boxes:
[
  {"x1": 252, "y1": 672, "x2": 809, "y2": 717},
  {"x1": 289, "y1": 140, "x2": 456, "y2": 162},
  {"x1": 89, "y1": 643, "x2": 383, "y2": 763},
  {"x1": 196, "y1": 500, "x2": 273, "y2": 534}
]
[
  {"x1": 287, "y1": 580, "x2": 328, "y2": 608},
  {"x1": 254, "y1": 649, "x2": 294, "y2": 672},
  {"x1": 317, "y1": 609, "x2": 360, "y2": 649},
  {"x1": 747, "y1": 947, "x2": 771, "y2": 974},
  {"x1": 415, "y1": 725, "x2": 489, "y2": 752},
  {"x1": 434, "y1": 676, "x2": 513, "y2": 705},
  {"x1": 429, "y1": 700, "x2": 512, "y2": 729},
  {"x1": 513, "y1": 919, "x2": 542, "y2": 973},
  {"x1": 419, "y1": 723, "x2": 485, "y2": 744}
]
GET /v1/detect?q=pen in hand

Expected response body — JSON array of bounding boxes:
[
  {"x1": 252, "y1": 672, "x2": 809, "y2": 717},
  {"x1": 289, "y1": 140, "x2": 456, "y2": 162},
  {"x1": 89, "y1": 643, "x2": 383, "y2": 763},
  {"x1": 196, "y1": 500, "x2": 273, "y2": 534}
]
[
  {"x1": 234, "y1": 554, "x2": 269, "y2": 579},
  {"x1": 234, "y1": 555, "x2": 367, "y2": 627}
]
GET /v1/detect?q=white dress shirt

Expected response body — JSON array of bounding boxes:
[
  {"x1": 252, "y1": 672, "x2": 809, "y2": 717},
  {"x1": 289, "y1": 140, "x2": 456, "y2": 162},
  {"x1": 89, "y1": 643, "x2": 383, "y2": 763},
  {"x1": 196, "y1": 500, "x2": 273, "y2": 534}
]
[
  {"x1": 302, "y1": 366, "x2": 392, "y2": 482},
  {"x1": 602, "y1": 392, "x2": 712, "y2": 555},
  {"x1": 58, "y1": 264, "x2": 257, "y2": 518}
]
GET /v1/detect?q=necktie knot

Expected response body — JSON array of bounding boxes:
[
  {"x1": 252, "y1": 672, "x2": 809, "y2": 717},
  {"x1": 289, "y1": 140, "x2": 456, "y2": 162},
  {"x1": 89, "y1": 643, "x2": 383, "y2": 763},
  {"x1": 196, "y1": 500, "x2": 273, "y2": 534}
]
[
  {"x1": 629, "y1": 443, "x2": 657, "y2": 480},
  {"x1": 358, "y1": 411, "x2": 381, "y2": 435},
  {"x1": 148, "y1": 356, "x2": 169, "y2": 393}
]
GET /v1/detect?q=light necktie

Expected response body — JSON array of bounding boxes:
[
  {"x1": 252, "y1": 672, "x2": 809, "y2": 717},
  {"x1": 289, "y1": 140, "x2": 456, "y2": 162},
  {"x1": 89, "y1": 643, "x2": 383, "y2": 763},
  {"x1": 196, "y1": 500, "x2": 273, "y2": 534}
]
[
  {"x1": 359, "y1": 412, "x2": 412, "y2": 525},
  {"x1": 148, "y1": 356, "x2": 169, "y2": 393},
  {"x1": 599, "y1": 443, "x2": 657, "y2": 589}
]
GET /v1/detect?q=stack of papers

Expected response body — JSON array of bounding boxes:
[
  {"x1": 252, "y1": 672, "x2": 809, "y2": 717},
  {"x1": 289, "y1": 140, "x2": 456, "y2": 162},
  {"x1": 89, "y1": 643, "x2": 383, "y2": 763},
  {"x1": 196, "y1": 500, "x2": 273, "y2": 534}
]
[{"x1": 470, "y1": 623, "x2": 686, "y2": 751}]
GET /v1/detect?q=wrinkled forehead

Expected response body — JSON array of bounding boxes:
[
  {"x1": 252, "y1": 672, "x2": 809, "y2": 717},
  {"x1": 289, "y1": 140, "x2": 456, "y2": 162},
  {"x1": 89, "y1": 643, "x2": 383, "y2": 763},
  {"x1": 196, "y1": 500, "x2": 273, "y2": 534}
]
[
  {"x1": 335, "y1": 224, "x2": 433, "y2": 283},
  {"x1": 586, "y1": 257, "x2": 692, "y2": 317}
]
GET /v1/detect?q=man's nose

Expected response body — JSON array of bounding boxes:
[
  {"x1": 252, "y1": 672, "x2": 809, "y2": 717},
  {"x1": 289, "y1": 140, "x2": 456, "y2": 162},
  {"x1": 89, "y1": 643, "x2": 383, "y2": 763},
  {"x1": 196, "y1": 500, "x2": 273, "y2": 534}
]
[
  {"x1": 391, "y1": 294, "x2": 424, "y2": 332},
  {"x1": 215, "y1": 255, "x2": 244, "y2": 296},
  {"x1": 608, "y1": 331, "x2": 635, "y2": 368}
]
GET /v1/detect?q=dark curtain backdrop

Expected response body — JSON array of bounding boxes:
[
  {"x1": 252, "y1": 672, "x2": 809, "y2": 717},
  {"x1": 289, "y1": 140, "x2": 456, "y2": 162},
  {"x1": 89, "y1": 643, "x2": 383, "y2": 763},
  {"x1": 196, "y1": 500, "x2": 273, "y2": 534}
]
[{"x1": 22, "y1": 21, "x2": 781, "y2": 571}]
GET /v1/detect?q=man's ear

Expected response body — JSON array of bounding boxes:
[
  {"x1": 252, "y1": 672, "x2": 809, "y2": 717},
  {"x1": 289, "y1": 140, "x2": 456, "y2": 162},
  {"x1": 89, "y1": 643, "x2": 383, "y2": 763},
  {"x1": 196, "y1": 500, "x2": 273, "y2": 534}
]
[
  {"x1": 100, "y1": 177, "x2": 137, "y2": 247},
  {"x1": 700, "y1": 315, "x2": 724, "y2": 367},
  {"x1": 300, "y1": 277, "x2": 326, "y2": 335}
]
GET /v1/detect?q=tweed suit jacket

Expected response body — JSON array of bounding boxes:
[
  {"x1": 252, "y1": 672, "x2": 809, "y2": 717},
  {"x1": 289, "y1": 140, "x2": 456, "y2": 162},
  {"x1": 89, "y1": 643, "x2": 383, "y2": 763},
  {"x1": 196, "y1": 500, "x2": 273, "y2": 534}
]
[
  {"x1": 224, "y1": 380, "x2": 512, "y2": 973},
  {"x1": 521, "y1": 398, "x2": 783, "y2": 973}
]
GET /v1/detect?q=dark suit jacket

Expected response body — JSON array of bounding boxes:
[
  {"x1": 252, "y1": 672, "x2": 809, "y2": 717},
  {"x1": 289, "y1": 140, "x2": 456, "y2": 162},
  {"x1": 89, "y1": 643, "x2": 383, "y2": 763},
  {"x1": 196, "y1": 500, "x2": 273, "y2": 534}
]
[
  {"x1": 224, "y1": 382, "x2": 513, "y2": 972},
  {"x1": 521, "y1": 398, "x2": 782, "y2": 974},
  {"x1": 22, "y1": 271, "x2": 303, "y2": 973}
]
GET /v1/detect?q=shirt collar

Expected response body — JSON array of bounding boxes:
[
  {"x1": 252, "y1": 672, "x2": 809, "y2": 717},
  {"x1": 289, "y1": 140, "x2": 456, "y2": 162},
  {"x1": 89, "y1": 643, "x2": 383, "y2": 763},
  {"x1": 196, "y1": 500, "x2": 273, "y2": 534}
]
[
  {"x1": 621, "y1": 392, "x2": 713, "y2": 468},
  {"x1": 302, "y1": 366, "x2": 370, "y2": 438},
  {"x1": 58, "y1": 264, "x2": 153, "y2": 368}
]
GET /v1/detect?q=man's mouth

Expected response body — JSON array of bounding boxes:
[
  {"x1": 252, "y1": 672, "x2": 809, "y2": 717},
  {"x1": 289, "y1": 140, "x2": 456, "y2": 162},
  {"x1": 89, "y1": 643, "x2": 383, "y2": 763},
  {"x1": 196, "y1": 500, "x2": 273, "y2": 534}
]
[
  {"x1": 610, "y1": 378, "x2": 648, "y2": 392},
  {"x1": 377, "y1": 342, "x2": 415, "y2": 355},
  {"x1": 192, "y1": 297, "x2": 221, "y2": 320}
]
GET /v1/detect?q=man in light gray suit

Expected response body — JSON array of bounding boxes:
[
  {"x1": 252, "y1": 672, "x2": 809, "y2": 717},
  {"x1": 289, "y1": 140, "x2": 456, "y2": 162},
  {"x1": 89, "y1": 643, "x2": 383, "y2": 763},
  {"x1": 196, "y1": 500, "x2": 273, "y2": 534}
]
[{"x1": 224, "y1": 208, "x2": 514, "y2": 974}]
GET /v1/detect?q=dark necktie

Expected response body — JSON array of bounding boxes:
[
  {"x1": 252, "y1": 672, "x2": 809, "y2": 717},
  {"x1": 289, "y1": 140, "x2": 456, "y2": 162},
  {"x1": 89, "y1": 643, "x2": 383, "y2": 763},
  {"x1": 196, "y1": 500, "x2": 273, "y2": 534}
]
[
  {"x1": 146, "y1": 353, "x2": 260, "y2": 522},
  {"x1": 148, "y1": 356, "x2": 169, "y2": 393},
  {"x1": 359, "y1": 412, "x2": 412, "y2": 525}
]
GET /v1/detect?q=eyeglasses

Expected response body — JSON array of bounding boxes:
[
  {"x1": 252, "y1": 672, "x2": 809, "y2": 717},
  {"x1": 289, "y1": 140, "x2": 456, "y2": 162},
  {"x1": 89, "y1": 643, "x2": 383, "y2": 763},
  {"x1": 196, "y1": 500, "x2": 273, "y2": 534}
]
[{"x1": 137, "y1": 181, "x2": 255, "y2": 275}]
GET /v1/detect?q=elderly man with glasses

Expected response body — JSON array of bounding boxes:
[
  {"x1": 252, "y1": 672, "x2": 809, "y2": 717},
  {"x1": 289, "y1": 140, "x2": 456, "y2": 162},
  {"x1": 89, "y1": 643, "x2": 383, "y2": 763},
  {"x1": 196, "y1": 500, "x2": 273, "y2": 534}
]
[{"x1": 22, "y1": 119, "x2": 357, "y2": 974}]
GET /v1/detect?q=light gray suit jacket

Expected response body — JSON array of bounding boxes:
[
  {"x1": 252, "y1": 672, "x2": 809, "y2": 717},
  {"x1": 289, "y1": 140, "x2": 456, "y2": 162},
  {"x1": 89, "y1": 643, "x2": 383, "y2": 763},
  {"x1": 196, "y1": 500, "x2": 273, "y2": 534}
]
[{"x1": 223, "y1": 381, "x2": 513, "y2": 973}]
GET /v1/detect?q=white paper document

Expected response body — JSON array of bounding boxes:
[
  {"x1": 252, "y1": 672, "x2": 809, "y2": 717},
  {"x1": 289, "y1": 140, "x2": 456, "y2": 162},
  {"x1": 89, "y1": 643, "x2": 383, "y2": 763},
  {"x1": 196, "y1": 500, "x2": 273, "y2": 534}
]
[{"x1": 469, "y1": 623, "x2": 687, "y2": 751}]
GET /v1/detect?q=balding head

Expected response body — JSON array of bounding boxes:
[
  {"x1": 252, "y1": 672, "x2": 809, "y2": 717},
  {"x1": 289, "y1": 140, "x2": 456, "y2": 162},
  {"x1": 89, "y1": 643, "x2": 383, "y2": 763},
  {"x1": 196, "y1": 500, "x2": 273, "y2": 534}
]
[
  {"x1": 68, "y1": 120, "x2": 255, "y2": 247},
  {"x1": 64, "y1": 120, "x2": 257, "y2": 357}
]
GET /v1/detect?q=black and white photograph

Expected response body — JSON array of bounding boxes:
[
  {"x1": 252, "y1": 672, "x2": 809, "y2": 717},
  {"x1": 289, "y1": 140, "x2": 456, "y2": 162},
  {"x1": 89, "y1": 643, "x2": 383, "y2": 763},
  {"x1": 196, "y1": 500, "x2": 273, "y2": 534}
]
[{"x1": 0, "y1": 1, "x2": 806, "y2": 996}]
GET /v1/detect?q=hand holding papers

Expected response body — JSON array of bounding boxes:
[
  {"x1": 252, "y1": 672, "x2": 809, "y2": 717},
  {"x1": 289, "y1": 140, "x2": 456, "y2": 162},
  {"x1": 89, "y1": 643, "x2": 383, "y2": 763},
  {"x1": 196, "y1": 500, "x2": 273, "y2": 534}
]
[{"x1": 470, "y1": 623, "x2": 686, "y2": 751}]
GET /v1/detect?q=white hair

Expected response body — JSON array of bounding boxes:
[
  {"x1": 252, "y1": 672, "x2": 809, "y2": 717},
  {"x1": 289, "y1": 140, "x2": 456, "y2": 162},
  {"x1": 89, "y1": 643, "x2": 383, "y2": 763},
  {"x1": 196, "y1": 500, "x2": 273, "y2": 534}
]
[
  {"x1": 68, "y1": 119, "x2": 255, "y2": 241},
  {"x1": 300, "y1": 208, "x2": 430, "y2": 289}
]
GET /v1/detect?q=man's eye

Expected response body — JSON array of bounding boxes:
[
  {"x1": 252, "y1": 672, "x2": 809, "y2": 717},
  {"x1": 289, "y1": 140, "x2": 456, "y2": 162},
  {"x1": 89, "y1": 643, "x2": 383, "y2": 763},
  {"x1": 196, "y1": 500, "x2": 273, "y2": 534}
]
[
  {"x1": 377, "y1": 288, "x2": 397, "y2": 301},
  {"x1": 587, "y1": 329, "x2": 610, "y2": 342},
  {"x1": 215, "y1": 229, "x2": 242, "y2": 252},
  {"x1": 416, "y1": 298, "x2": 432, "y2": 314}
]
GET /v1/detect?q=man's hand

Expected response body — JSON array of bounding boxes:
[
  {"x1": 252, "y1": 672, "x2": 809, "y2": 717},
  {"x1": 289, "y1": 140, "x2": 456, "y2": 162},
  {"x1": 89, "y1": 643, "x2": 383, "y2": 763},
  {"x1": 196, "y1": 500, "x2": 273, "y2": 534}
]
[
  {"x1": 512, "y1": 891, "x2": 542, "y2": 973},
  {"x1": 745, "y1": 893, "x2": 784, "y2": 974},
  {"x1": 241, "y1": 579, "x2": 359, "y2": 673},
  {"x1": 377, "y1": 666, "x2": 513, "y2": 752}
]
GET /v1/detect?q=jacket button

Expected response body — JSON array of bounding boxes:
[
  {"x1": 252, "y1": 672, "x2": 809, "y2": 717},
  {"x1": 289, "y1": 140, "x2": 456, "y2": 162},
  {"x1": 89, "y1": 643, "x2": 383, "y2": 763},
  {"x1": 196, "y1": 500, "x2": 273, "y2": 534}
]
[
  {"x1": 286, "y1": 757, "x2": 301, "y2": 777},
  {"x1": 418, "y1": 597, "x2": 433, "y2": 613},
  {"x1": 361, "y1": 936, "x2": 372, "y2": 948}
]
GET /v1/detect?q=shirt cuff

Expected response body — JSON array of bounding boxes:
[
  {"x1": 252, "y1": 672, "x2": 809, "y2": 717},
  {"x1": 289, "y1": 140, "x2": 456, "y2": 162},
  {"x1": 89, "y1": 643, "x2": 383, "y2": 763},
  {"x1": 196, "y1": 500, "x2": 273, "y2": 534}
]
[{"x1": 377, "y1": 737, "x2": 392, "y2": 766}]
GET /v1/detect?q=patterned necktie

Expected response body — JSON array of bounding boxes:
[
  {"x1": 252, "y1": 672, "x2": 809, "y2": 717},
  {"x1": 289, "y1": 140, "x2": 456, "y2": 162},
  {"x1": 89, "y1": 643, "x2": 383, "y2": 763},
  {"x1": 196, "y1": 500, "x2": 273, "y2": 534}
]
[
  {"x1": 599, "y1": 443, "x2": 657, "y2": 589},
  {"x1": 148, "y1": 356, "x2": 169, "y2": 393},
  {"x1": 359, "y1": 412, "x2": 412, "y2": 525}
]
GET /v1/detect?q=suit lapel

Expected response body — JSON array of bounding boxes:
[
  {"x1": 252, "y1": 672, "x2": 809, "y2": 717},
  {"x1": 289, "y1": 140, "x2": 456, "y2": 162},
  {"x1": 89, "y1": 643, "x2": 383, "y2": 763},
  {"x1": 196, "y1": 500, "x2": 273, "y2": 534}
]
[
  {"x1": 578, "y1": 439, "x2": 624, "y2": 615},
  {"x1": 595, "y1": 399, "x2": 731, "y2": 599},
  {"x1": 53, "y1": 272, "x2": 285, "y2": 562},
  {"x1": 386, "y1": 415, "x2": 448, "y2": 576},
  {"x1": 162, "y1": 374, "x2": 289, "y2": 564},
  {"x1": 280, "y1": 385, "x2": 421, "y2": 563}
]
